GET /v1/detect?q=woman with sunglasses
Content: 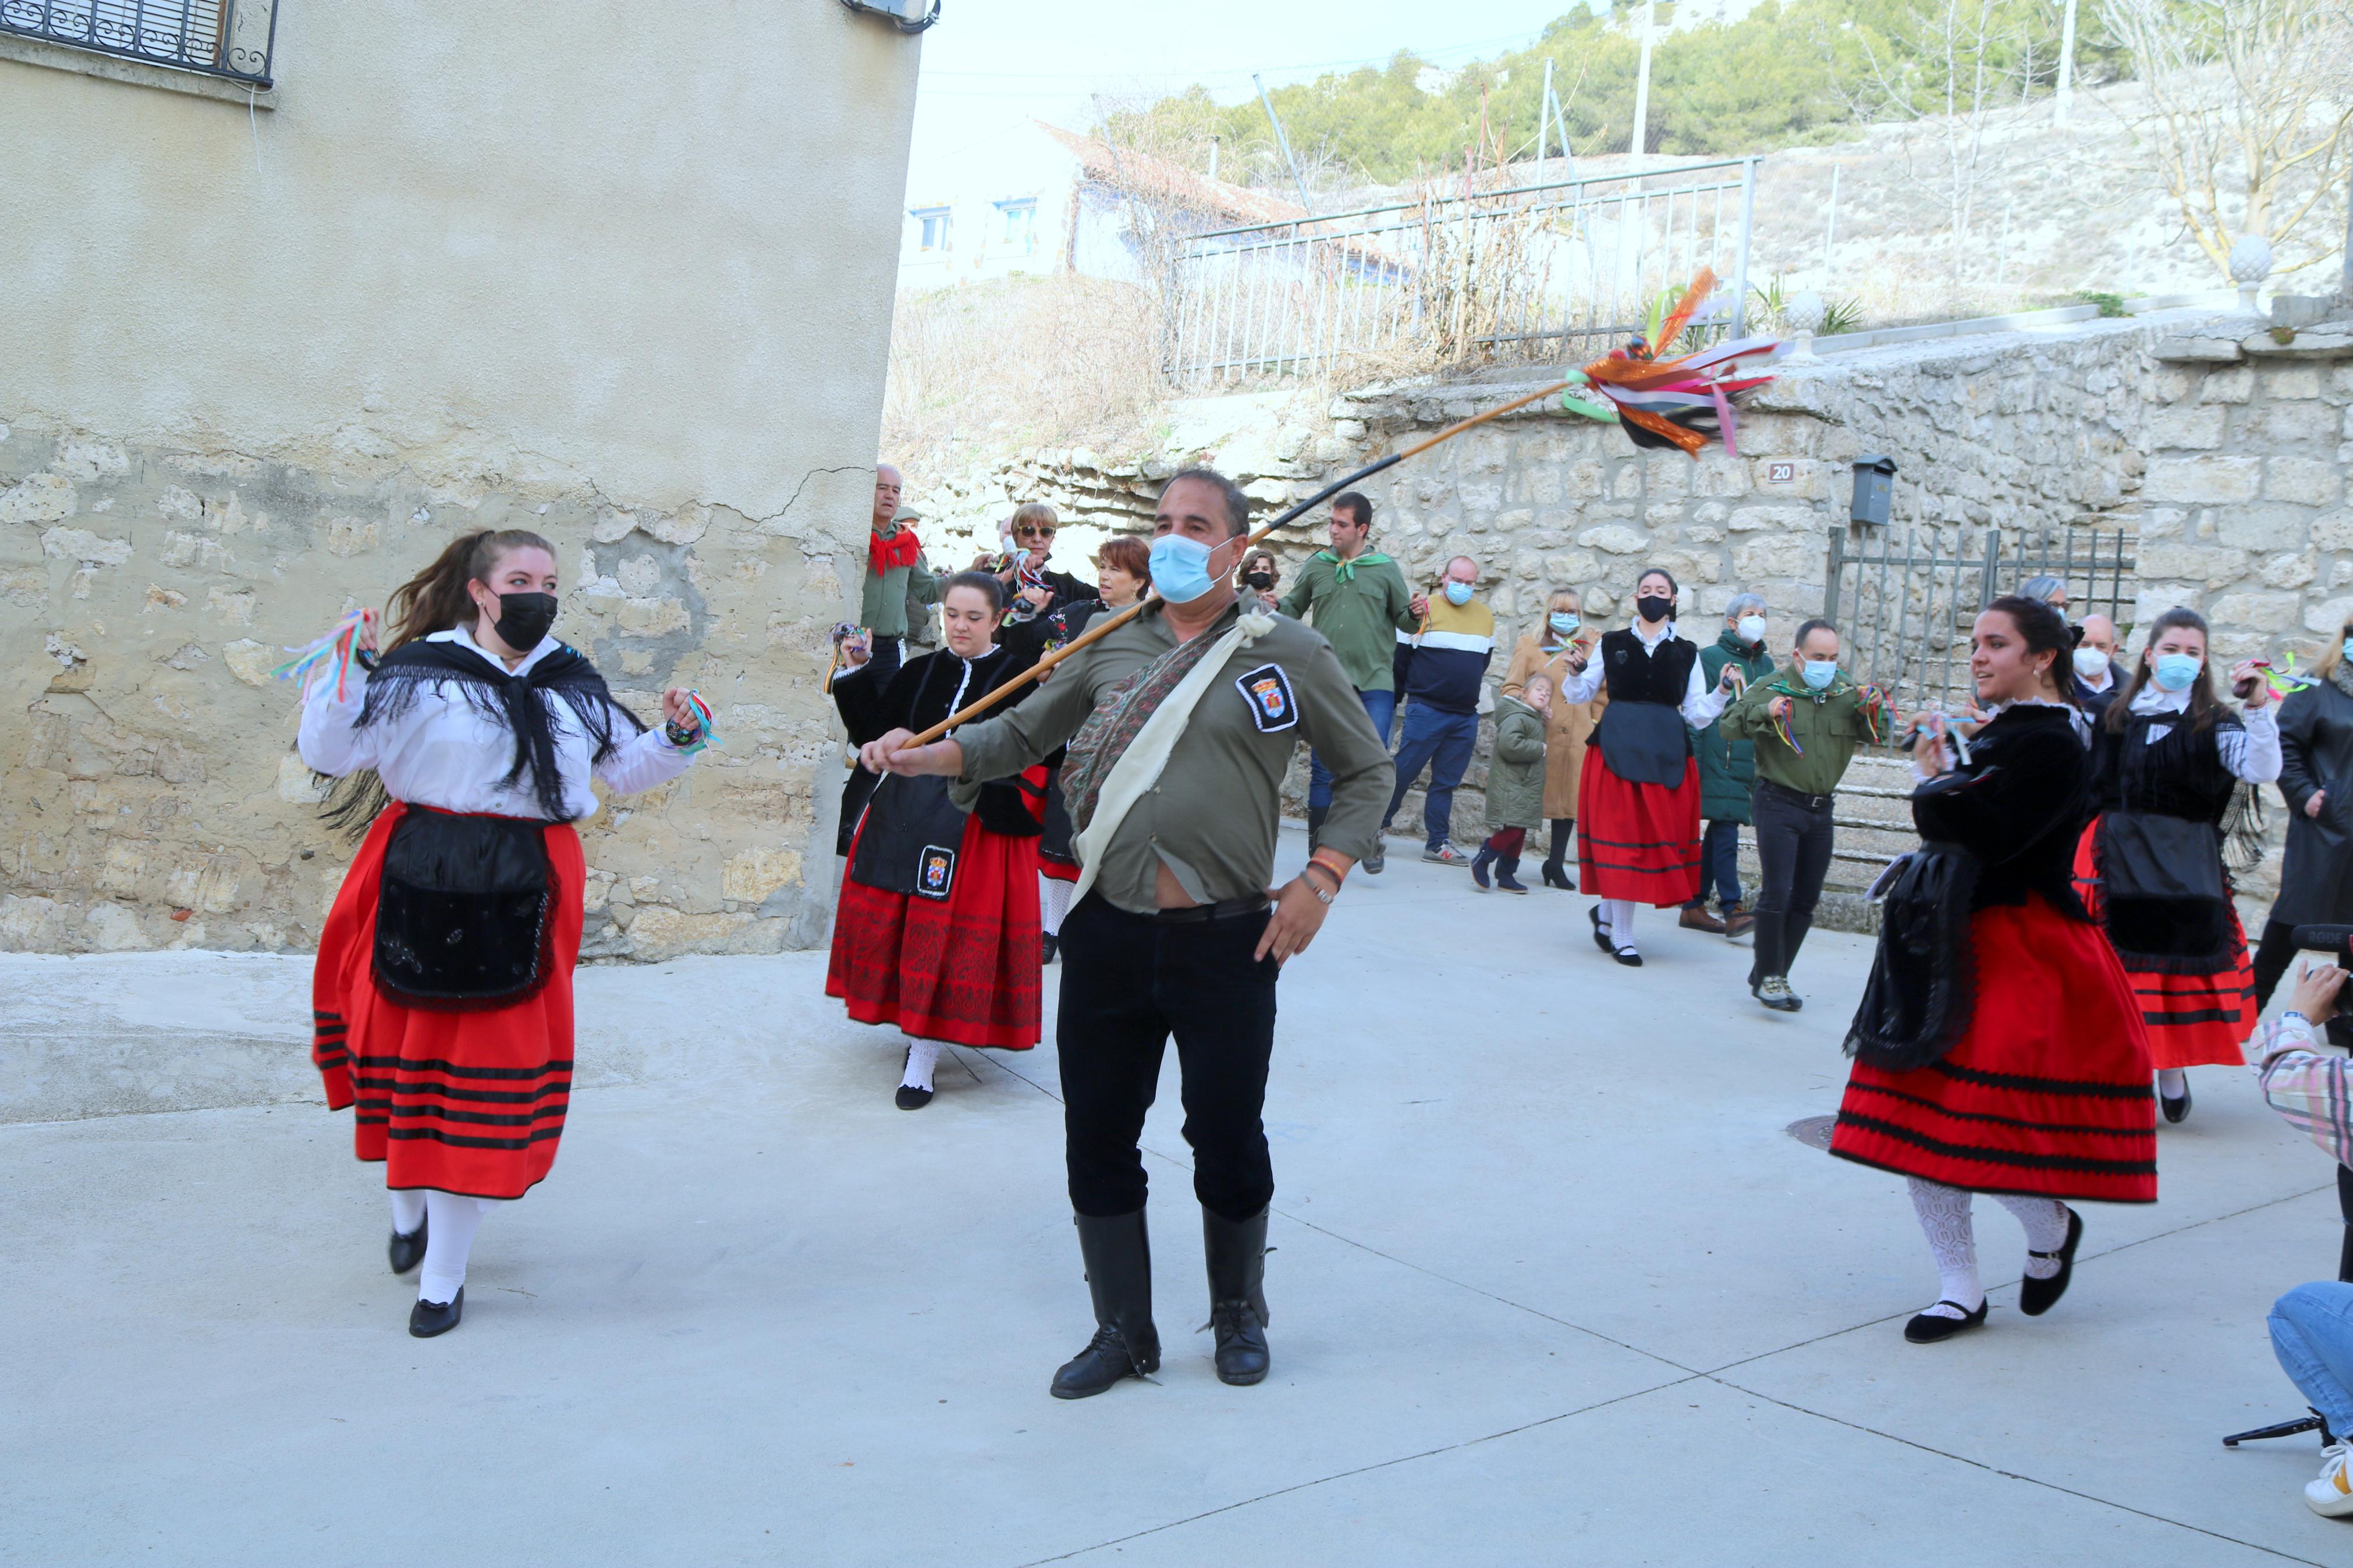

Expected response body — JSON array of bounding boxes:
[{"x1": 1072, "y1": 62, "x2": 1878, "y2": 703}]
[
  {"x1": 2255, "y1": 623, "x2": 2353, "y2": 1016},
  {"x1": 2074, "y1": 607, "x2": 2276, "y2": 1125},
  {"x1": 988, "y1": 503, "x2": 1094, "y2": 634}
]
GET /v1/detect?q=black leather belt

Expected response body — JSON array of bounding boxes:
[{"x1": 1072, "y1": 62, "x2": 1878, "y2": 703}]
[
  {"x1": 1759, "y1": 778, "x2": 1834, "y2": 812},
  {"x1": 1154, "y1": 895, "x2": 1272, "y2": 924}
]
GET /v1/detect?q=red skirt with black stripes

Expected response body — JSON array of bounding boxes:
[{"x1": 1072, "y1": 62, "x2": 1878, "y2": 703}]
[
  {"x1": 2069, "y1": 818, "x2": 2255, "y2": 1070},
  {"x1": 1575, "y1": 748, "x2": 1702, "y2": 906},
  {"x1": 311, "y1": 802, "x2": 583, "y2": 1201},
  {"x1": 1830, "y1": 893, "x2": 2156, "y2": 1203}
]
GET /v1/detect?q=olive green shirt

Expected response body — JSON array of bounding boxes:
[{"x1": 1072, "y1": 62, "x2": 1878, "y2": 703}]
[
  {"x1": 1275, "y1": 551, "x2": 1417, "y2": 692},
  {"x1": 1719, "y1": 661, "x2": 1895, "y2": 797},
  {"x1": 953, "y1": 600, "x2": 1394, "y2": 916},
  {"x1": 860, "y1": 522, "x2": 939, "y2": 638}
]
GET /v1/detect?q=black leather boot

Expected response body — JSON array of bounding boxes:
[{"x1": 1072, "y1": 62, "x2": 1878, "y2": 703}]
[
  {"x1": 1307, "y1": 804, "x2": 1328, "y2": 854},
  {"x1": 1050, "y1": 1210, "x2": 1160, "y2": 1400},
  {"x1": 1541, "y1": 819, "x2": 1574, "y2": 888},
  {"x1": 1202, "y1": 1207, "x2": 1271, "y2": 1386},
  {"x1": 1786, "y1": 912, "x2": 1815, "y2": 969},
  {"x1": 388, "y1": 1215, "x2": 428, "y2": 1276}
]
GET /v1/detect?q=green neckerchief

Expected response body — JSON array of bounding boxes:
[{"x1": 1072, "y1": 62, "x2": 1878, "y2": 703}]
[
  {"x1": 1762, "y1": 664, "x2": 1894, "y2": 740},
  {"x1": 1315, "y1": 547, "x2": 1392, "y2": 585}
]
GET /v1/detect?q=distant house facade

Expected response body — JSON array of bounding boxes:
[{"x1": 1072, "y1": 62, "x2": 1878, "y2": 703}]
[{"x1": 897, "y1": 121, "x2": 1311, "y2": 291}]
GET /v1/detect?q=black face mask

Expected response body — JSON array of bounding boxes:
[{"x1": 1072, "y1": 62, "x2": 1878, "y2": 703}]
[
  {"x1": 491, "y1": 591, "x2": 558, "y2": 650},
  {"x1": 1244, "y1": 571, "x2": 1275, "y2": 591},
  {"x1": 1635, "y1": 594, "x2": 1674, "y2": 624}
]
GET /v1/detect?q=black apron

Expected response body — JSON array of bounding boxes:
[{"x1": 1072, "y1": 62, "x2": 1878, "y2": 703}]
[
  {"x1": 849, "y1": 774, "x2": 975, "y2": 902},
  {"x1": 374, "y1": 809, "x2": 556, "y2": 1011},
  {"x1": 1593, "y1": 702, "x2": 1691, "y2": 787},
  {"x1": 1845, "y1": 841, "x2": 1981, "y2": 1072}
]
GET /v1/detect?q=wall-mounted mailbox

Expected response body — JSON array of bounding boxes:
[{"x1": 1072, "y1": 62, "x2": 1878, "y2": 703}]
[{"x1": 1851, "y1": 454, "x2": 1897, "y2": 526}]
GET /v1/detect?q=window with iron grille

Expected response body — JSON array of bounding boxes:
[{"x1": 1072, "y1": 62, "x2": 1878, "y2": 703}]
[{"x1": 1, "y1": 0, "x2": 278, "y2": 87}]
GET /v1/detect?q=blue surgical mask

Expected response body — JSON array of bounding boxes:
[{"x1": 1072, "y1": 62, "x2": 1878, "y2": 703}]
[
  {"x1": 2151, "y1": 652, "x2": 2202, "y2": 692},
  {"x1": 2341, "y1": 636, "x2": 2353, "y2": 665},
  {"x1": 1802, "y1": 660, "x2": 1837, "y2": 691},
  {"x1": 1548, "y1": 611, "x2": 1581, "y2": 636},
  {"x1": 1443, "y1": 580, "x2": 1474, "y2": 606},
  {"x1": 1148, "y1": 533, "x2": 1217, "y2": 604}
]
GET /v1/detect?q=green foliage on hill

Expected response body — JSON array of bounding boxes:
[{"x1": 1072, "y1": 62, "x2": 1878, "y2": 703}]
[{"x1": 1106, "y1": 0, "x2": 2121, "y2": 187}]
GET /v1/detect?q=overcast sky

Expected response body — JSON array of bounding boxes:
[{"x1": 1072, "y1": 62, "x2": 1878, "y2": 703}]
[{"x1": 905, "y1": 1, "x2": 1582, "y2": 194}]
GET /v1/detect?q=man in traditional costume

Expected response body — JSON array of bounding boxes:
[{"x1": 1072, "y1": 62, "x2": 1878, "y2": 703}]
[{"x1": 864, "y1": 468, "x2": 1393, "y2": 1398}]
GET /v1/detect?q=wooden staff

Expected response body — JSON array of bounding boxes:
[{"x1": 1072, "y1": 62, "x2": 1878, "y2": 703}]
[{"x1": 879, "y1": 378, "x2": 1571, "y2": 756}]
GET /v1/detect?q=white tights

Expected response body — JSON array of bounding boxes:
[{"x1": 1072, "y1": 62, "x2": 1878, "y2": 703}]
[
  {"x1": 1039, "y1": 873, "x2": 1073, "y2": 937},
  {"x1": 2157, "y1": 1068, "x2": 2188, "y2": 1098},
  {"x1": 1907, "y1": 1177, "x2": 2070, "y2": 1318},
  {"x1": 390, "y1": 1189, "x2": 498, "y2": 1306},
  {"x1": 1598, "y1": 899, "x2": 1639, "y2": 954},
  {"x1": 903, "y1": 1038, "x2": 942, "y2": 1091}
]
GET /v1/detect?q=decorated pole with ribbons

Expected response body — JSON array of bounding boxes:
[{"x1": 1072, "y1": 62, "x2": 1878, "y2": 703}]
[{"x1": 877, "y1": 378, "x2": 1575, "y2": 758}]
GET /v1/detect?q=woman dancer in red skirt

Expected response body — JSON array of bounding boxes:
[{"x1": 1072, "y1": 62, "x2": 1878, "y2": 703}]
[
  {"x1": 1556, "y1": 567, "x2": 1744, "y2": 965},
  {"x1": 300, "y1": 529, "x2": 705, "y2": 1337},
  {"x1": 1834, "y1": 595, "x2": 2155, "y2": 1343},
  {"x1": 829, "y1": 572, "x2": 1045, "y2": 1107},
  {"x1": 2072, "y1": 607, "x2": 2277, "y2": 1125}
]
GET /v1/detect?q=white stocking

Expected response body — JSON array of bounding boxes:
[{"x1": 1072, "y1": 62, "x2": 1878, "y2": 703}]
[
  {"x1": 390, "y1": 1189, "x2": 426, "y2": 1238},
  {"x1": 1039, "y1": 874, "x2": 1073, "y2": 937},
  {"x1": 420, "y1": 1192, "x2": 494, "y2": 1306},
  {"x1": 1992, "y1": 1193, "x2": 2070, "y2": 1279},
  {"x1": 1603, "y1": 898, "x2": 1639, "y2": 953},
  {"x1": 1907, "y1": 1176, "x2": 1983, "y2": 1317},
  {"x1": 2157, "y1": 1068, "x2": 2187, "y2": 1098},
  {"x1": 902, "y1": 1038, "x2": 942, "y2": 1091}
]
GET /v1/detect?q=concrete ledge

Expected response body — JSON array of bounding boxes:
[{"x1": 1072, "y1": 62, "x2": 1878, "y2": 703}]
[{"x1": 0, "y1": 29, "x2": 276, "y2": 108}]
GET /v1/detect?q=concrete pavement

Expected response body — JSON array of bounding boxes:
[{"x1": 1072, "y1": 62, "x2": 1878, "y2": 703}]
[{"x1": 3, "y1": 831, "x2": 2347, "y2": 1565}]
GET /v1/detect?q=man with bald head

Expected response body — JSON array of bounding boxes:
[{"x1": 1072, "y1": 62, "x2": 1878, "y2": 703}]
[
  {"x1": 2073, "y1": 613, "x2": 2128, "y2": 720},
  {"x1": 1383, "y1": 553, "x2": 1495, "y2": 864},
  {"x1": 858, "y1": 463, "x2": 938, "y2": 686}
]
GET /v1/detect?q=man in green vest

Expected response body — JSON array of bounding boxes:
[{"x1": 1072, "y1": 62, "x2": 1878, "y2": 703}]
[
  {"x1": 860, "y1": 464, "x2": 938, "y2": 685},
  {"x1": 1276, "y1": 491, "x2": 1417, "y2": 869}
]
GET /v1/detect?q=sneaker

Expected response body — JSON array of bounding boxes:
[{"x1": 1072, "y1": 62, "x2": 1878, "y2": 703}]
[
  {"x1": 1678, "y1": 905, "x2": 1727, "y2": 934},
  {"x1": 1424, "y1": 842, "x2": 1469, "y2": 866},
  {"x1": 1362, "y1": 842, "x2": 1385, "y2": 874},
  {"x1": 2308, "y1": 1441, "x2": 2353, "y2": 1517},
  {"x1": 1758, "y1": 976, "x2": 1801, "y2": 1012}
]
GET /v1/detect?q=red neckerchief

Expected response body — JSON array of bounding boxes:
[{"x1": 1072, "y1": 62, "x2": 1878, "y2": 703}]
[{"x1": 869, "y1": 522, "x2": 921, "y2": 575}]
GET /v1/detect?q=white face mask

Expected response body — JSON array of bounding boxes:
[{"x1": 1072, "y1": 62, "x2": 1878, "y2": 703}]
[
  {"x1": 2072, "y1": 647, "x2": 2110, "y2": 680},
  {"x1": 1736, "y1": 615, "x2": 1766, "y2": 644}
]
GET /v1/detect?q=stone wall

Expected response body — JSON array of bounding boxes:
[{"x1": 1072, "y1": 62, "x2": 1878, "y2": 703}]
[{"x1": 0, "y1": 4, "x2": 920, "y2": 958}]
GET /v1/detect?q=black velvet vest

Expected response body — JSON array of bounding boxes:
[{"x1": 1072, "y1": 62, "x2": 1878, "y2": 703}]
[
  {"x1": 1599, "y1": 628, "x2": 1699, "y2": 705},
  {"x1": 2090, "y1": 706, "x2": 2244, "y2": 824}
]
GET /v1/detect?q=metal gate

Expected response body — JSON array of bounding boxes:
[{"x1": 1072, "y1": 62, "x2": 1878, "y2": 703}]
[{"x1": 1823, "y1": 520, "x2": 2136, "y2": 717}]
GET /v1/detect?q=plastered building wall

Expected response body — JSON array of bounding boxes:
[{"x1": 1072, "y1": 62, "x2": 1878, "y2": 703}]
[{"x1": 0, "y1": 2, "x2": 921, "y2": 958}]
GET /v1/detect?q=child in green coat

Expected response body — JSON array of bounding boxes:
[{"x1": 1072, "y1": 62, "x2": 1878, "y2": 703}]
[{"x1": 1472, "y1": 671, "x2": 1551, "y2": 894}]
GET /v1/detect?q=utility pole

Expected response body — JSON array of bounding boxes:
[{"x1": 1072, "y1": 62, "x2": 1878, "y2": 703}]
[
  {"x1": 1253, "y1": 73, "x2": 1315, "y2": 216},
  {"x1": 1539, "y1": 56, "x2": 1555, "y2": 170},
  {"x1": 2055, "y1": 0, "x2": 2078, "y2": 126},
  {"x1": 1630, "y1": 0, "x2": 1656, "y2": 161}
]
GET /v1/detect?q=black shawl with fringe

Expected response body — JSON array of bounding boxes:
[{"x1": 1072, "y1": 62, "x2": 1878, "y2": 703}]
[{"x1": 321, "y1": 639, "x2": 643, "y2": 833}]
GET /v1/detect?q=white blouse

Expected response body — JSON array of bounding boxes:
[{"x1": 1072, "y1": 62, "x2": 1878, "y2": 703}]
[
  {"x1": 298, "y1": 627, "x2": 693, "y2": 820},
  {"x1": 1555, "y1": 621, "x2": 1734, "y2": 729},
  {"x1": 2125, "y1": 682, "x2": 2282, "y2": 783}
]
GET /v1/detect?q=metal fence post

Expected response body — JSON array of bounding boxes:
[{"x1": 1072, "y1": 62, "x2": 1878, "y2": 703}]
[
  {"x1": 1978, "y1": 529, "x2": 2002, "y2": 610},
  {"x1": 1823, "y1": 526, "x2": 1846, "y2": 624},
  {"x1": 1730, "y1": 157, "x2": 1756, "y2": 337}
]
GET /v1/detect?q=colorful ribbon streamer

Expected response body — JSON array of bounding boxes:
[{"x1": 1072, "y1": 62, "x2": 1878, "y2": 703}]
[{"x1": 271, "y1": 610, "x2": 367, "y2": 703}]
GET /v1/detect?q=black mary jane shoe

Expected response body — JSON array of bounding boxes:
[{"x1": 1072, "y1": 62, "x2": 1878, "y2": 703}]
[
  {"x1": 1903, "y1": 1298, "x2": 1988, "y2": 1343},
  {"x1": 409, "y1": 1287, "x2": 464, "y2": 1339},
  {"x1": 2018, "y1": 1207, "x2": 2082, "y2": 1317},
  {"x1": 2161, "y1": 1083, "x2": 2192, "y2": 1124},
  {"x1": 1589, "y1": 906, "x2": 1614, "y2": 954},
  {"x1": 1041, "y1": 933, "x2": 1059, "y2": 966},
  {"x1": 388, "y1": 1218, "x2": 428, "y2": 1277},
  {"x1": 1612, "y1": 947, "x2": 1644, "y2": 968},
  {"x1": 895, "y1": 1083, "x2": 934, "y2": 1111}
]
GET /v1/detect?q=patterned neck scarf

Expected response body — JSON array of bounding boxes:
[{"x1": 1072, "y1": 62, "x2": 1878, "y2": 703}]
[{"x1": 1315, "y1": 547, "x2": 1391, "y2": 585}]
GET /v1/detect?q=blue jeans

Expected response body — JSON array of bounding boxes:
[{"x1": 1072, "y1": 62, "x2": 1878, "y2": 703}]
[
  {"x1": 1383, "y1": 705, "x2": 1478, "y2": 849},
  {"x1": 1690, "y1": 818, "x2": 1745, "y2": 909},
  {"x1": 1309, "y1": 688, "x2": 1397, "y2": 810},
  {"x1": 2271, "y1": 1281, "x2": 2353, "y2": 1436}
]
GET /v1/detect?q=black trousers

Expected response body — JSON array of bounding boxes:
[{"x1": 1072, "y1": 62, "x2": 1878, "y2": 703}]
[
  {"x1": 1751, "y1": 780, "x2": 1835, "y2": 919},
  {"x1": 1056, "y1": 895, "x2": 1279, "y2": 1222}
]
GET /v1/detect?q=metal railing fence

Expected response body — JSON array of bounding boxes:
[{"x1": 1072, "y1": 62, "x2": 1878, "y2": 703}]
[
  {"x1": 1826, "y1": 520, "x2": 2137, "y2": 719},
  {"x1": 1, "y1": 0, "x2": 276, "y2": 86},
  {"x1": 1165, "y1": 157, "x2": 1756, "y2": 389}
]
